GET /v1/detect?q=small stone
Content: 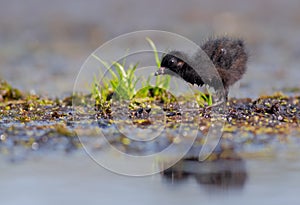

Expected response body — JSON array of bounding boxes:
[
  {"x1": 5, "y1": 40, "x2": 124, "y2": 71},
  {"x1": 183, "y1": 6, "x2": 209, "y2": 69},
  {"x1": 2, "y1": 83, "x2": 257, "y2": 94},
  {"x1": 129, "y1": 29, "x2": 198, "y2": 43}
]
[
  {"x1": 137, "y1": 108, "x2": 143, "y2": 114},
  {"x1": 145, "y1": 106, "x2": 151, "y2": 113},
  {"x1": 31, "y1": 142, "x2": 39, "y2": 150},
  {"x1": 0, "y1": 134, "x2": 6, "y2": 141}
]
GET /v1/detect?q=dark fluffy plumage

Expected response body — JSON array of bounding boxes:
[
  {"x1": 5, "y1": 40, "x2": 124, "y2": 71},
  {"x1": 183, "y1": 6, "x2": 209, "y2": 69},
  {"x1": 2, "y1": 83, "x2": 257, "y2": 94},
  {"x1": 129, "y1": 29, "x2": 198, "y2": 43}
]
[{"x1": 155, "y1": 37, "x2": 248, "y2": 100}]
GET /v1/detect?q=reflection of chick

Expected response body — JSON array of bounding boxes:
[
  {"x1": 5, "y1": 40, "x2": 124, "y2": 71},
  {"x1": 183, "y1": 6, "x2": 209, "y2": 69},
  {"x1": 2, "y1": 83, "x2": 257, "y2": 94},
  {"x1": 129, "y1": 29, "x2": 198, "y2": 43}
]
[
  {"x1": 195, "y1": 169, "x2": 247, "y2": 189},
  {"x1": 155, "y1": 37, "x2": 248, "y2": 102},
  {"x1": 161, "y1": 159, "x2": 248, "y2": 190}
]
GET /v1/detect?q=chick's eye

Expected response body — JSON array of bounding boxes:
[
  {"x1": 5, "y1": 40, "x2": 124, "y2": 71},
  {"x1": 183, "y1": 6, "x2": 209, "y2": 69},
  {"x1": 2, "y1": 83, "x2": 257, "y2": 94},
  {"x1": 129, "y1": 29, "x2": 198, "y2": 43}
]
[{"x1": 168, "y1": 58, "x2": 177, "y2": 67}]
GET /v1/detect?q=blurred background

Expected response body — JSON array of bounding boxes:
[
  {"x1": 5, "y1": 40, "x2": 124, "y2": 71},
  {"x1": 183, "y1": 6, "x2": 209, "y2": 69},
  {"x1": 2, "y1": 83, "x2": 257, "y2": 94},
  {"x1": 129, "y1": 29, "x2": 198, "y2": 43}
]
[{"x1": 0, "y1": 0, "x2": 300, "y2": 97}]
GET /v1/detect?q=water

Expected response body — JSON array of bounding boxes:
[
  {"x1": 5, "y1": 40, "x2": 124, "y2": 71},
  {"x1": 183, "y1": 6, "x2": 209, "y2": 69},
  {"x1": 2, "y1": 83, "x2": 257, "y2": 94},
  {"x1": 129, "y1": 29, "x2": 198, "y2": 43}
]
[{"x1": 1, "y1": 153, "x2": 300, "y2": 205}]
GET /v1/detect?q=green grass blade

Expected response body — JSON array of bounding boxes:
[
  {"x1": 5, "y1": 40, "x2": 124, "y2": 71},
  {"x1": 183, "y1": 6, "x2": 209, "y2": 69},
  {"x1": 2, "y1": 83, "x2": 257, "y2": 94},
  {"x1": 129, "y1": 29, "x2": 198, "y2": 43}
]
[
  {"x1": 122, "y1": 48, "x2": 130, "y2": 67},
  {"x1": 146, "y1": 37, "x2": 161, "y2": 67},
  {"x1": 92, "y1": 54, "x2": 118, "y2": 80},
  {"x1": 128, "y1": 63, "x2": 138, "y2": 81},
  {"x1": 162, "y1": 76, "x2": 171, "y2": 89},
  {"x1": 113, "y1": 61, "x2": 127, "y2": 79},
  {"x1": 92, "y1": 53, "x2": 110, "y2": 69},
  {"x1": 208, "y1": 91, "x2": 213, "y2": 106}
]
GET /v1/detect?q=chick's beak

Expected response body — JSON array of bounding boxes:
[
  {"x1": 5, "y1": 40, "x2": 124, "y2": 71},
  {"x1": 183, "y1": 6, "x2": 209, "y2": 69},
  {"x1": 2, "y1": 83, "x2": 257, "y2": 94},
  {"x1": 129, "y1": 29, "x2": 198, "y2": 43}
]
[{"x1": 154, "y1": 67, "x2": 166, "y2": 76}]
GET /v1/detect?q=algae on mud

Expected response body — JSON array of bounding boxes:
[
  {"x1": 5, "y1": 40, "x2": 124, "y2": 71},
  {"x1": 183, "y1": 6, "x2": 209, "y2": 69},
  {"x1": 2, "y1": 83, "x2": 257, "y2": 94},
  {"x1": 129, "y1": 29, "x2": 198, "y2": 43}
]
[
  {"x1": 0, "y1": 80, "x2": 23, "y2": 102},
  {"x1": 1, "y1": 80, "x2": 300, "y2": 161}
]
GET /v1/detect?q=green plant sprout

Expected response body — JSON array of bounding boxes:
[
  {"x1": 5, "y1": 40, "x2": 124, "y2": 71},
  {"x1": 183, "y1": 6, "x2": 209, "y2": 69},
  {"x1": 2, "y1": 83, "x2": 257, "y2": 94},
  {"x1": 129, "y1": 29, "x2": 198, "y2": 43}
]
[
  {"x1": 138, "y1": 37, "x2": 171, "y2": 100},
  {"x1": 145, "y1": 37, "x2": 171, "y2": 90},
  {"x1": 92, "y1": 54, "x2": 139, "y2": 101},
  {"x1": 194, "y1": 87, "x2": 213, "y2": 107},
  {"x1": 91, "y1": 38, "x2": 212, "y2": 110}
]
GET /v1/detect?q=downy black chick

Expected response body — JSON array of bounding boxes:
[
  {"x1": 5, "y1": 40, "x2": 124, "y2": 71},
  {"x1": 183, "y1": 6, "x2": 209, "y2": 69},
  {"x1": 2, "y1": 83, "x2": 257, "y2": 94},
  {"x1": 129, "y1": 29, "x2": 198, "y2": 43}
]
[{"x1": 155, "y1": 37, "x2": 248, "y2": 103}]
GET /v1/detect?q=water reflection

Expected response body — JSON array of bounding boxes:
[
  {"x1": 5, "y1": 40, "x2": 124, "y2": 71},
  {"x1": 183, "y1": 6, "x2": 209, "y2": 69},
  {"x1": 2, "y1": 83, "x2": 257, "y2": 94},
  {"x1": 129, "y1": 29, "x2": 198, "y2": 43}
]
[{"x1": 161, "y1": 156, "x2": 247, "y2": 191}]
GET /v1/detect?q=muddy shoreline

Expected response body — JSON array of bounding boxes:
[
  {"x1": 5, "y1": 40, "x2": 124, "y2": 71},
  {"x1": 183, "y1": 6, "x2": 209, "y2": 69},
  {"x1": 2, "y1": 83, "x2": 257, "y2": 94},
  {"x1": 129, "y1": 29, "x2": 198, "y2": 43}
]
[{"x1": 1, "y1": 80, "x2": 300, "y2": 162}]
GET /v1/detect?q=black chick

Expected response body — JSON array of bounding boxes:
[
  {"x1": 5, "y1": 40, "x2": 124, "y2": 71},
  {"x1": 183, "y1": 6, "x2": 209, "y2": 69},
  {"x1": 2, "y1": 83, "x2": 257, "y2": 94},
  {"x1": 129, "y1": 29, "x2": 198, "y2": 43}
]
[{"x1": 155, "y1": 37, "x2": 248, "y2": 102}]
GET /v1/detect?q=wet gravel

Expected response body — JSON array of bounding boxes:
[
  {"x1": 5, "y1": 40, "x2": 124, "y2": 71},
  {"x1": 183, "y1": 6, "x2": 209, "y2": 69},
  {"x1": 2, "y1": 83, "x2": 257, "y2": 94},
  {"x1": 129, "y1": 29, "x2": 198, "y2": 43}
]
[{"x1": 1, "y1": 86, "x2": 300, "y2": 162}]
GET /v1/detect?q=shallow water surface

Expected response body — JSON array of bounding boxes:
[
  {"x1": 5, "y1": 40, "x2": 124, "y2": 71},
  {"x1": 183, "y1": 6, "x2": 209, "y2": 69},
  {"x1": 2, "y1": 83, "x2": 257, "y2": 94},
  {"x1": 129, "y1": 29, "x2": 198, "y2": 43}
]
[{"x1": 1, "y1": 153, "x2": 300, "y2": 205}]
